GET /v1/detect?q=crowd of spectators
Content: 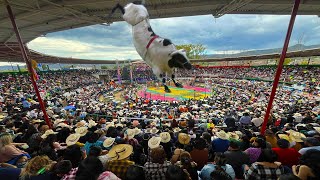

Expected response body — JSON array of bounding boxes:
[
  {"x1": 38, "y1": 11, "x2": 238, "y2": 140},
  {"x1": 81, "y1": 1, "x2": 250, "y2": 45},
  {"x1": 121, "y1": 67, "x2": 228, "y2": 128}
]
[{"x1": 0, "y1": 66, "x2": 319, "y2": 180}]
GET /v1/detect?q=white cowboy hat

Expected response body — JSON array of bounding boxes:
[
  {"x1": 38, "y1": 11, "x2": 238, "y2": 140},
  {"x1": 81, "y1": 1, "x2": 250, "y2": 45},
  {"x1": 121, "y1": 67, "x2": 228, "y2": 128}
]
[
  {"x1": 108, "y1": 144, "x2": 133, "y2": 160},
  {"x1": 75, "y1": 127, "x2": 88, "y2": 137},
  {"x1": 115, "y1": 123, "x2": 123, "y2": 128},
  {"x1": 173, "y1": 127, "x2": 181, "y2": 133},
  {"x1": 134, "y1": 127, "x2": 141, "y2": 136},
  {"x1": 216, "y1": 130, "x2": 229, "y2": 140},
  {"x1": 314, "y1": 127, "x2": 320, "y2": 134},
  {"x1": 53, "y1": 119, "x2": 64, "y2": 125},
  {"x1": 160, "y1": 132, "x2": 171, "y2": 143},
  {"x1": 178, "y1": 133, "x2": 190, "y2": 145},
  {"x1": 41, "y1": 129, "x2": 58, "y2": 139},
  {"x1": 103, "y1": 137, "x2": 115, "y2": 148},
  {"x1": 88, "y1": 120, "x2": 97, "y2": 128},
  {"x1": 150, "y1": 127, "x2": 159, "y2": 134},
  {"x1": 148, "y1": 136, "x2": 161, "y2": 149},
  {"x1": 125, "y1": 129, "x2": 136, "y2": 139},
  {"x1": 66, "y1": 133, "x2": 81, "y2": 146}
]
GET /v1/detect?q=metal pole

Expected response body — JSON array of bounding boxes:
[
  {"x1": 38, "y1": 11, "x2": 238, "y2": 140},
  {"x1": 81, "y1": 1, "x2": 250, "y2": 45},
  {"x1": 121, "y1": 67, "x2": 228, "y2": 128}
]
[
  {"x1": 261, "y1": 0, "x2": 300, "y2": 135},
  {"x1": 6, "y1": 2, "x2": 52, "y2": 128}
]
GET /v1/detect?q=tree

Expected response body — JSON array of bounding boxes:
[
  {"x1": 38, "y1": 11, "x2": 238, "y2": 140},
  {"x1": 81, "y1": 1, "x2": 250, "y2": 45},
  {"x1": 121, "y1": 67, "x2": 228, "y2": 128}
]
[
  {"x1": 175, "y1": 44, "x2": 207, "y2": 59},
  {"x1": 300, "y1": 59, "x2": 309, "y2": 65},
  {"x1": 275, "y1": 58, "x2": 292, "y2": 65},
  {"x1": 42, "y1": 64, "x2": 48, "y2": 71},
  {"x1": 101, "y1": 65, "x2": 109, "y2": 69}
]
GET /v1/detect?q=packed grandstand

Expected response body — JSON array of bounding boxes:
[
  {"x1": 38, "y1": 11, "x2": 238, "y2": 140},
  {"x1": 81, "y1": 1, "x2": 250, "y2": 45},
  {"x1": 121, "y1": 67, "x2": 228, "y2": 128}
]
[
  {"x1": 1, "y1": 0, "x2": 320, "y2": 180},
  {"x1": 0, "y1": 64, "x2": 319, "y2": 180}
]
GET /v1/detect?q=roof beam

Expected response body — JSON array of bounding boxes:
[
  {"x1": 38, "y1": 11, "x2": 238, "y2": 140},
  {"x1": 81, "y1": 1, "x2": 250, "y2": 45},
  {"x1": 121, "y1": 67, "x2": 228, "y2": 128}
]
[{"x1": 214, "y1": 0, "x2": 255, "y2": 18}]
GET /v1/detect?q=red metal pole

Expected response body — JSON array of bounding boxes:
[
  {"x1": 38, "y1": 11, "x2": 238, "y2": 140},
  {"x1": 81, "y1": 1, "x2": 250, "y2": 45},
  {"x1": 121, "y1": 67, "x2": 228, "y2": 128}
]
[
  {"x1": 6, "y1": 2, "x2": 52, "y2": 128},
  {"x1": 260, "y1": 0, "x2": 300, "y2": 135}
]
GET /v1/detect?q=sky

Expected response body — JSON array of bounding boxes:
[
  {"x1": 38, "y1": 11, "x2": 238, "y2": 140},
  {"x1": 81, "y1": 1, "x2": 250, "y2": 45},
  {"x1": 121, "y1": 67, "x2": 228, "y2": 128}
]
[{"x1": 22, "y1": 14, "x2": 320, "y2": 62}]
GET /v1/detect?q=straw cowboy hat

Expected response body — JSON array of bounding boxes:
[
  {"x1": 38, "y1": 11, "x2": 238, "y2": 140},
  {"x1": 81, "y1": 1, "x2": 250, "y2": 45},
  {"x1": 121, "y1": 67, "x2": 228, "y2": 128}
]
[
  {"x1": 134, "y1": 127, "x2": 141, "y2": 136},
  {"x1": 103, "y1": 137, "x2": 115, "y2": 148},
  {"x1": 216, "y1": 130, "x2": 229, "y2": 140},
  {"x1": 314, "y1": 127, "x2": 320, "y2": 134},
  {"x1": 150, "y1": 127, "x2": 159, "y2": 134},
  {"x1": 173, "y1": 127, "x2": 181, "y2": 133},
  {"x1": 75, "y1": 127, "x2": 88, "y2": 137},
  {"x1": 66, "y1": 133, "x2": 81, "y2": 146},
  {"x1": 108, "y1": 144, "x2": 133, "y2": 160},
  {"x1": 278, "y1": 134, "x2": 292, "y2": 142},
  {"x1": 32, "y1": 119, "x2": 43, "y2": 124},
  {"x1": 178, "y1": 133, "x2": 191, "y2": 145},
  {"x1": 76, "y1": 120, "x2": 87, "y2": 128},
  {"x1": 148, "y1": 136, "x2": 162, "y2": 149},
  {"x1": 41, "y1": 129, "x2": 58, "y2": 139},
  {"x1": 53, "y1": 119, "x2": 64, "y2": 125},
  {"x1": 287, "y1": 130, "x2": 306, "y2": 142},
  {"x1": 115, "y1": 123, "x2": 123, "y2": 128},
  {"x1": 125, "y1": 129, "x2": 136, "y2": 140},
  {"x1": 160, "y1": 132, "x2": 171, "y2": 143},
  {"x1": 234, "y1": 131, "x2": 243, "y2": 138},
  {"x1": 227, "y1": 132, "x2": 239, "y2": 140},
  {"x1": 88, "y1": 120, "x2": 97, "y2": 128}
]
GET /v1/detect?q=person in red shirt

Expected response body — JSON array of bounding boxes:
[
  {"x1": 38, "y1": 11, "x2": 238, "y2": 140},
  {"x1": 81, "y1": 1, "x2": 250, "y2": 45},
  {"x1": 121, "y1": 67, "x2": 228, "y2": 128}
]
[{"x1": 272, "y1": 139, "x2": 301, "y2": 167}]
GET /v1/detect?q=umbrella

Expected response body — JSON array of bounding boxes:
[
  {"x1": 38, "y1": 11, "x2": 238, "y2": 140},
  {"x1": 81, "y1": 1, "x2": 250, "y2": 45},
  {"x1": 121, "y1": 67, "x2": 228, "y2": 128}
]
[{"x1": 64, "y1": 105, "x2": 76, "y2": 111}]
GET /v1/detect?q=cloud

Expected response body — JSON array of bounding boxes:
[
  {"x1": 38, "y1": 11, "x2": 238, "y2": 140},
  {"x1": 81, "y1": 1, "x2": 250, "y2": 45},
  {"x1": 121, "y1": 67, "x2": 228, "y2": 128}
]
[
  {"x1": 28, "y1": 37, "x2": 140, "y2": 60},
  {"x1": 26, "y1": 14, "x2": 320, "y2": 61}
]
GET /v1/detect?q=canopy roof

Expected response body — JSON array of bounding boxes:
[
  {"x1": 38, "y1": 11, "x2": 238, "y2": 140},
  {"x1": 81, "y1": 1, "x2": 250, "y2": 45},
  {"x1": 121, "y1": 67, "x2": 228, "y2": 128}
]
[{"x1": 0, "y1": 0, "x2": 319, "y2": 64}]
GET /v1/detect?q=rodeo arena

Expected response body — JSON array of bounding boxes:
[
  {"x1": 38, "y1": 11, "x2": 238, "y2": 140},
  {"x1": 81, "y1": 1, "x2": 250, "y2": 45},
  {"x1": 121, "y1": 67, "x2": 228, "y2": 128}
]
[{"x1": 1, "y1": 0, "x2": 320, "y2": 180}]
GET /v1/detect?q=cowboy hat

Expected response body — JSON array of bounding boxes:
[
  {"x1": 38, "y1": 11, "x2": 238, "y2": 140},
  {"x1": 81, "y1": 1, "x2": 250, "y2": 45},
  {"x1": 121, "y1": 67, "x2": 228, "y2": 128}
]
[
  {"x1": 125, "y1": 129, "x2": 136, "y2": 140},
  {"x1": 32, "y1": 119, "x2": 43, "y2": 124},
  {"x1": 41, "y1": 129, "x2": 58, "y2": 139},
  {"x1": 227, "y1": 132, "x2": 239, "y2": 140},
  {"x1": 134, "y1": 127, "x2": 141, "y2": 136},
  {"x1": 216, "y1": 130, "x2": 229, "y2": 140},
  {"x1": 53, "y1": 119, "x2": 64, "y2": 125},
  {"x1": 88, "y1": 120, "x2": 98, "y2": 128},
  {"x1": 278, "y1": 134, "x2": 292, "y2": 142},
  {"x1": 287, "y1": 130, "x2": 306, "y2": 142},
  {"x1": 75, "y1": 127, "x2": 88, "y2": 137},
  {"x1": 76, "y1": 120, "x2": 87, "y2": 128},
  {"x1": 173, "y1": 127, "x2": 181, "y2": 133},
  {"x1": 148, "y1": 136, "x2": 162, "y2": 149},
  {"x1": 66, "y1": 133, "x2": 81, "y2": 146},
  {"x1": 160, "y1": 132, "x2": 171, "y2": 143},
  {"x1": 103, "y1": 137, "x2": 115, "y2": 148},
  {"x1": 313, "y1": 127, "x2": 320, "y2": 134},
  {"x1": 115, "y1": 123, "x2": 123, "y2": 128},
  {"x1": 108, "y1": 144, "x2": 133, "y2": 160},
  {"x1": 150, "y1": 127, "x2": 159, "y2": 134},
  {"x1": 178, "y1": 133, "x2": 190, "y2": 145}
]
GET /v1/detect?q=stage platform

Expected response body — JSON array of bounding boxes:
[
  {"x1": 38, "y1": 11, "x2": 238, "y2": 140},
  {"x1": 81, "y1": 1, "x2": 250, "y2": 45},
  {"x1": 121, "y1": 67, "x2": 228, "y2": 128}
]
[{"x1": 137, "y1": 86, "x2": 211, "y2": 101}]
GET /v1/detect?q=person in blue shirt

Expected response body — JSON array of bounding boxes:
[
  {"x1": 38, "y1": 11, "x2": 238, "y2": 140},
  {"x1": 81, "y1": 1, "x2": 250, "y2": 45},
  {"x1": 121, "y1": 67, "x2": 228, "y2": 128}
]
[
  {"x1": 212, "y1": 130, "x2": 230, "y2": 153},
  {"x1": 200, "y1": 152, "x2": 235, "y2": 180}
]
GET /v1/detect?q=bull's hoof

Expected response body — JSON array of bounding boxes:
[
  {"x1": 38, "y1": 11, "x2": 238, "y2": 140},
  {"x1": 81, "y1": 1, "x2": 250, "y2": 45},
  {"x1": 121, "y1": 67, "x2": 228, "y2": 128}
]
[
  {"x1": 175, "y1": 82, "x2": 183, "y2": 88},
  {"x1": 164, "y1": 86, "x2": 171, "y2": 93}
]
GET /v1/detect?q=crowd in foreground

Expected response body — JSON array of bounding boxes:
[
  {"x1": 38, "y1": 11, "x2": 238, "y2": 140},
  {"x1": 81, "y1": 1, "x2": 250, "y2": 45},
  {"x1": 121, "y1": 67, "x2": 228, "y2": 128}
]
[{"x1": 0, "y1": 67, "x2": 319, "y2": 180}]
